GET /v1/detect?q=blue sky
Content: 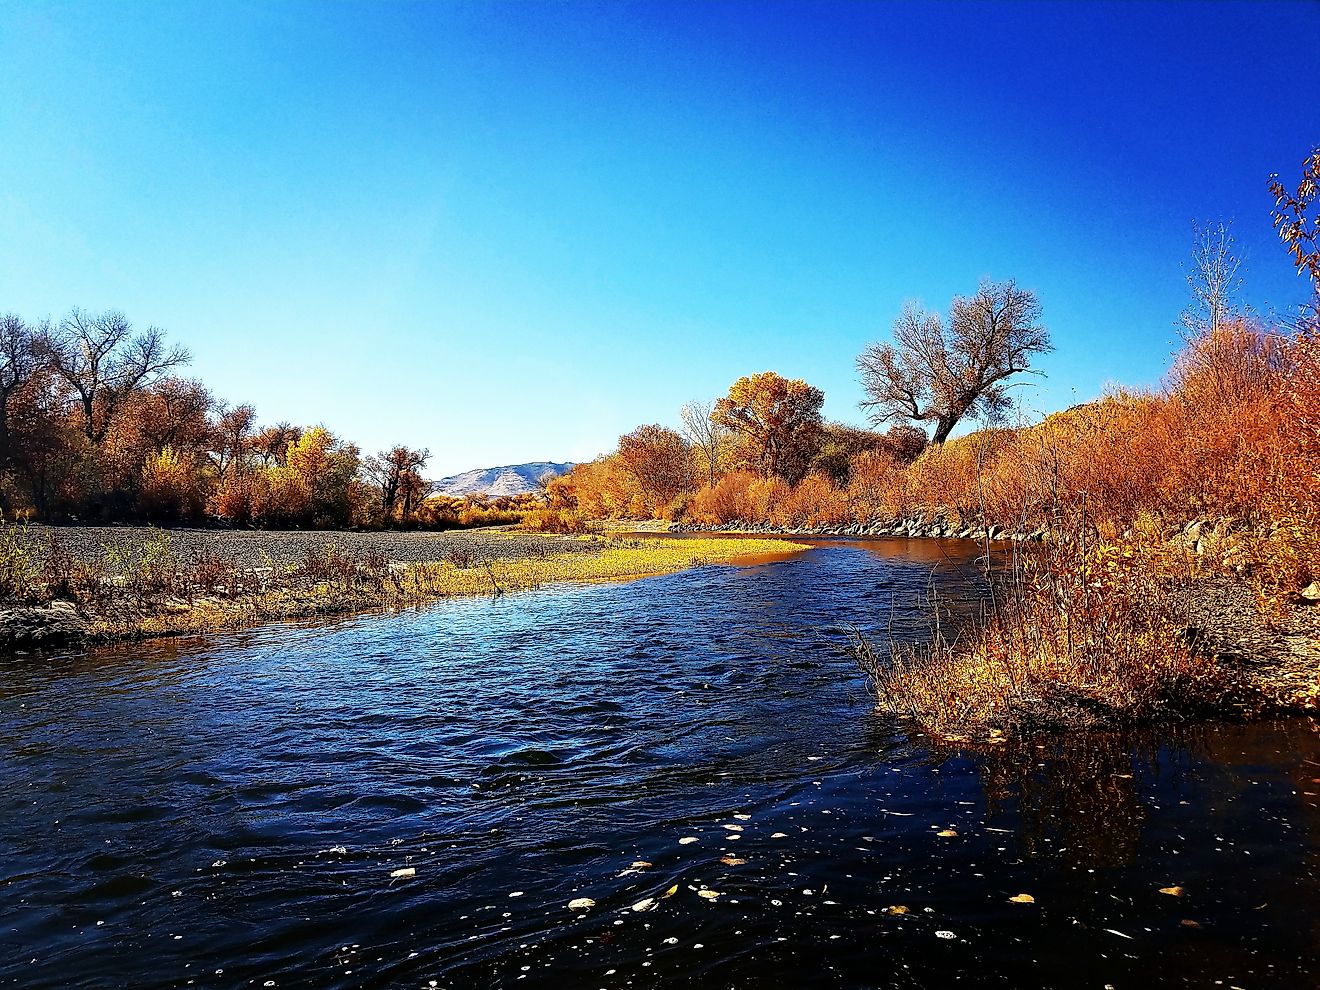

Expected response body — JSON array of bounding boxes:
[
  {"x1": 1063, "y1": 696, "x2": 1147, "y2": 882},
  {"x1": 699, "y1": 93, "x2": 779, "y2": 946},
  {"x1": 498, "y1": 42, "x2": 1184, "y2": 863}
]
[{"x1": 1, "y1": 1, "x2": 1316, "y2": 475}]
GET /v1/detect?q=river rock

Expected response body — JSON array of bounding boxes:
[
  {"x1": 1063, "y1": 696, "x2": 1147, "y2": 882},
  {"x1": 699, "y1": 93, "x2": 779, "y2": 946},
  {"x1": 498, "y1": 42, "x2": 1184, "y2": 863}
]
[{"x1": 0, "y1": 601, "x2": 87, "y2": 650}]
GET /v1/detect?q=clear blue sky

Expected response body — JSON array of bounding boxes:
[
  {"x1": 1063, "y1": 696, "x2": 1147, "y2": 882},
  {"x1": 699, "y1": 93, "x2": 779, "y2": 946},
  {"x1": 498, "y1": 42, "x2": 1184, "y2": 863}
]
[{"x1": 1, "y1": 1, "x2": 1316, "y2": 475}]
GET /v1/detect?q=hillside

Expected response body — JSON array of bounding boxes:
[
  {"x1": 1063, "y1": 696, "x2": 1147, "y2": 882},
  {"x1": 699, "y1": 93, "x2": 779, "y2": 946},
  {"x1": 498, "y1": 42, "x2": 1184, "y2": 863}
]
[{"x1": 433, "y1": 461, "x2": 575, "y2": 497}]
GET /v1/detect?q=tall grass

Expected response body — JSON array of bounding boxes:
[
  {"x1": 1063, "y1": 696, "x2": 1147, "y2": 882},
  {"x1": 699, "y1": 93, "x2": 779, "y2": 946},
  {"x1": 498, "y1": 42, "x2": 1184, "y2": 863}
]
[{"x1": 853, "y1": 520, "x2": 1238, "y2": 737}]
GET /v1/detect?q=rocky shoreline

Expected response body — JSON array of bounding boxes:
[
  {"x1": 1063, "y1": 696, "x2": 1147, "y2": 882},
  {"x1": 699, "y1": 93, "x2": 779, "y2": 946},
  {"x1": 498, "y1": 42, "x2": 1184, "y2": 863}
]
[{"x1": 670, "y1": 513, "x2": 1042, "y2": 541}]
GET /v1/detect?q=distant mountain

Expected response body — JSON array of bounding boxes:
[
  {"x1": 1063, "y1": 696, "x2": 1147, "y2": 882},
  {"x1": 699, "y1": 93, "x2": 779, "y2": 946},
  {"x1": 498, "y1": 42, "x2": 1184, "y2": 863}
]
[{"x1": 433, "y1": 462, "x2": 575, "y2": 498}]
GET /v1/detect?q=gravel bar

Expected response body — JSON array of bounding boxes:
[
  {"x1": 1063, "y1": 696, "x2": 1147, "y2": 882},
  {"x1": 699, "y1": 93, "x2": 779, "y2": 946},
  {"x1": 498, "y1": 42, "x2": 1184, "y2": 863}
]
[{"x1": 10, "y1": 525, "x2": 603, "y2": 572}]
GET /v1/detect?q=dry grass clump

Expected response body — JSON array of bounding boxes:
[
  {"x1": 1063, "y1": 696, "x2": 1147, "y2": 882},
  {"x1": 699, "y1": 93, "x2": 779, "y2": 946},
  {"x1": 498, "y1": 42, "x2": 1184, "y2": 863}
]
[
  {"x1": 854, "y1": 528, "x2": 1238, "y2": 737},
  {"x1": 518, "y1": 506, "x2": 601, "y2": 534},
  {"x1": 0, "y1": 526, "x2": 805, "y2": 642}
]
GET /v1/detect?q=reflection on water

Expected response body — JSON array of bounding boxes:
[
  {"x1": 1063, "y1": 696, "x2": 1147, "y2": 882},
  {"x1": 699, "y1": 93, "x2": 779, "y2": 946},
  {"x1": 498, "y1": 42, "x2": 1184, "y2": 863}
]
[{"x1": 0, "y1": 540, "x2": 1317, "y2": 989}]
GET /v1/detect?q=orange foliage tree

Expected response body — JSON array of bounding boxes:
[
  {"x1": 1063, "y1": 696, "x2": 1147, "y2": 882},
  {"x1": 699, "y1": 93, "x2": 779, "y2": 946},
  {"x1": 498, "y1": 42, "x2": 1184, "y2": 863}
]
[
  {"x1": 712, "y1": 372, "x2": 824, "y2": 482},
  {"x1": 616, "y1": 424, "x2": 692, "y2": 516}
]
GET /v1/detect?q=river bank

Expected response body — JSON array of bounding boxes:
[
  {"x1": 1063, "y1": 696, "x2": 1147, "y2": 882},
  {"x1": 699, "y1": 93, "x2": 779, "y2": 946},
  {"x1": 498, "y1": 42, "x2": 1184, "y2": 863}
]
[
  {"x1": 671, "y1": 512, "x2": 1032, "y2": 541},
  {"x1": 666, "y1": 515, "x2": 1320, "y2": 726},
  {"x1": 0, "y1": 526, "x2": 806, "y2": 648}
]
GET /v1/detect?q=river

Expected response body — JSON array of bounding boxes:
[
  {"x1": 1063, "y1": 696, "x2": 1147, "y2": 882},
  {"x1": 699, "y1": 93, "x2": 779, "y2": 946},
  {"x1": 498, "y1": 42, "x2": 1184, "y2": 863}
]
[{"x1": 1, "y1": 538, "x2": 1317, "y2": 988}]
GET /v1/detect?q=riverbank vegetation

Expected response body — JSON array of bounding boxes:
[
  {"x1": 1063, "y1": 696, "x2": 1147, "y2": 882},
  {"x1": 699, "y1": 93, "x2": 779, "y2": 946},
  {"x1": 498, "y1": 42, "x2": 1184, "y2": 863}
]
[
  {"x1": 0, "y1": 527, "x2": 805, "y2": 644},
  {"x1": 546, "y1": 153, "x2": 1320, "y2": 732},
  {"x1": 0, "y1": 311, "x2": 556, "y2": 529}
]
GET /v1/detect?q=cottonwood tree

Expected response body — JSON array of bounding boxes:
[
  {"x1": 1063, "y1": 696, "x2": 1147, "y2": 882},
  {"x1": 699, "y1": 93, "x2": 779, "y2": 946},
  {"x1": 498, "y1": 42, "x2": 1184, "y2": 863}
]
[
  {"x1": 364, "y1": 445, "x2": 430, "y2": 522},
  {"x1": 121, "y1": 377, "x2": 215, "y2": 454},
  {"x1": 42, "y1": 308, "x2": 191, "y2": 443},
  {"x1": 712, "y1": 372, "x2": 825, "y2": 482},
  {"x1": 209, "y1": 403, "x2": 257, "y2": 481},
  {"x1": 857, "y1": 279, "x2": 1051, "y2": 445},
  {"x1": 679, "y1": 399, "x2": 729, "y2": 488},
  {"x1": 396, "y1": 468, "x2": 434, "y2": 522},
  {"x1": 283, "y1": 426, "x2": 361, "y2": 527},
  {"x1": 616, "y1": 424, "x2": 692, "y2": 509}
]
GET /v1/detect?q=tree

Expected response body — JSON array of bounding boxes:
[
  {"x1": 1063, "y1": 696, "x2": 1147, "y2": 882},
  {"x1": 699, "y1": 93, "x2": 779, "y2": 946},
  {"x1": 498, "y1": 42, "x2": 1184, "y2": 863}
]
[
  {"x1": 111, "y1": 378, "x2": 214, "y2": 459},
  {"x1": 364, "y1": 445, "x2": 430, "y2": 522},
  {"x1": 253, "y1": 422, "x2": 301, "y2": 466},
  {"x1": 1270, "y1": 146, "x2": 1320, "y2": 291},
  {"x1": 680, "y1": 399, "x2": 730, "y2": 488},
  {"x1": 807, "y1": 424, "x2": 887, "y2": 485},
  {"x1": 1181, "y1": 221, "x2": 1242, "y2": 338},
  {"x1": 712, "y1": 372, "x2": 825, "y2": 482},
  {"x1": 616, "y1": 424, "x2": 692, "y2": 511},
  {"x1": 210, "y1": 402, "x2": 257, "y2": 481},
  {"x1": 857, "y1": 279, "x2": 1051, "y2": 444},
  {"x1": 284, "y1": 426, "x2": 360, "y2": 527},
  {"x1": 0, "y1": 314, "x2": 45, "y2": 469},
  {"x1": 42, "y1": 308, "x2": 191, "y2": 443},
  {"x1": 396, "y1": 468, "x2": 434, "y2": 523}
]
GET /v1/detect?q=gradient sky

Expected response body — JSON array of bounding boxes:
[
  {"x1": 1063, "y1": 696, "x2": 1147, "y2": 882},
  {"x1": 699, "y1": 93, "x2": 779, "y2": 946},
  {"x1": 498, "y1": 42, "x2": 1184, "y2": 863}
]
[{"x1": 1, "y1": 1, "x2": 1317, "y2": 475}]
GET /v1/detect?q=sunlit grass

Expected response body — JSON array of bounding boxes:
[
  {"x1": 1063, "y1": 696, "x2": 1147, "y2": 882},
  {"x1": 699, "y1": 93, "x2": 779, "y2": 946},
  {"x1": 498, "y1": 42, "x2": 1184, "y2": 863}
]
[{"x1": 69, "y1": 534, "x2": 807, "y2": 641}]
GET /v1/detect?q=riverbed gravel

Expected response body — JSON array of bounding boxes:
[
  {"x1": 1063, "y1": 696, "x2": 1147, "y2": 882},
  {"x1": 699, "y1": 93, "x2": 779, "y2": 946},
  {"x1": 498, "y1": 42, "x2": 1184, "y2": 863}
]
[{"x1": 9, "y1": 525, "x2": 601, "y2": 571}]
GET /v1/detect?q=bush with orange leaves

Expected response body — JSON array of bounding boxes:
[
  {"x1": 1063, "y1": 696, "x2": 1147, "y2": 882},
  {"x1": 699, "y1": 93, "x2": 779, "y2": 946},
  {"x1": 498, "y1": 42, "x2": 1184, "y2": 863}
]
[
  {"x1": 1255, "y1": 324, "x2": 1320, "y2": 592},
  {"x1": 688, "y1": 470, "x2": 757, "y2": 525},
  {"x1": 209, "y1": 471, "x2": 257, "y2": 524},
  {"x1": 558, "y1": 458, "x2": 646, "y2": 519},
  {"x1": 846, "y1": 449, "x2": 909, "y2": 521},
  {"x1": 776, "y1": 473, "x2": 850, "y2": 528}
]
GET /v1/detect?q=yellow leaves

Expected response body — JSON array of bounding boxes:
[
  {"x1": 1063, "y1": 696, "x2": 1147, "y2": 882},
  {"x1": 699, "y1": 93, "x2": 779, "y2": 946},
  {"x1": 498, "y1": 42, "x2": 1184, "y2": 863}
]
[
  {"x1": 936, "y1": 829, "x2": 958, "y2": 838},
  {"x1": 719, "y1": 856, "x2": 747, "y2": 866},
  {"x1": 1007, "y1": 893, "x2": 1036, "y2": 904},
  {"x1": 393, "y1": 537, "x2": 808, "y2": 602},
  {"x1": 662, "y1": 884, "x2": 679, "y2": 899},
  {"x1": 883, "y1": 905, "x2": 910, "y2": 915},
  {"x1": 1158, "y1": 886, "x2": 1186, "y2": 897}
]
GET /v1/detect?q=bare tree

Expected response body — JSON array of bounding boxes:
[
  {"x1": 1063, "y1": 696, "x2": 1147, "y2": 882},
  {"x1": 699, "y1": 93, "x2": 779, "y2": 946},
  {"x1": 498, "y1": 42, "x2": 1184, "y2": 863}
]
[
  {"x1": 679, "y1": 399, "x2": 728, "y2": 488},
  {"x1": 857, "y1": 279, "x2": 1051, "y2": 445},
  {"x1": 364, "y1": 445, "x2": 430, "y2": 521},
  {"x1": 1181, "y1": 220, "x2": 1243, "y2": 338},
  {"x1": 0, "y1": 314, "x2": 46, "y2": 467},
  {"x1": 42, "y1": 308, "x2": 191, "y2": 442}
]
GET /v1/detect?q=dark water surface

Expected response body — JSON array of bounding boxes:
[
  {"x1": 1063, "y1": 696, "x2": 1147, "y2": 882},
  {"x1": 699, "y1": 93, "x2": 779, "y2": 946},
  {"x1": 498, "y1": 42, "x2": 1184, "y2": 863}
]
[{"x1": 2, "y1": 539, "x2": 1318, "y2": 989}]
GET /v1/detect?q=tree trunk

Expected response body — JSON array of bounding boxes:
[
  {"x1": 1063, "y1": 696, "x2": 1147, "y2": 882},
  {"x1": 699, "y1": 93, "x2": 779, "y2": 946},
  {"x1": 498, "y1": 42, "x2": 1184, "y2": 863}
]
[{"x1": 931, "y1": 415, "x2": 958, "y2": 445}]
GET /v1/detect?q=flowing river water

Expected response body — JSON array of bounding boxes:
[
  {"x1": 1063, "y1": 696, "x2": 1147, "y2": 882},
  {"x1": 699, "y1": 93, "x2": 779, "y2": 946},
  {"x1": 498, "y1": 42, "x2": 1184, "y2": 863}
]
[{"x1": 1, "y1": 538, "x2": 1318, "y2": 989}]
